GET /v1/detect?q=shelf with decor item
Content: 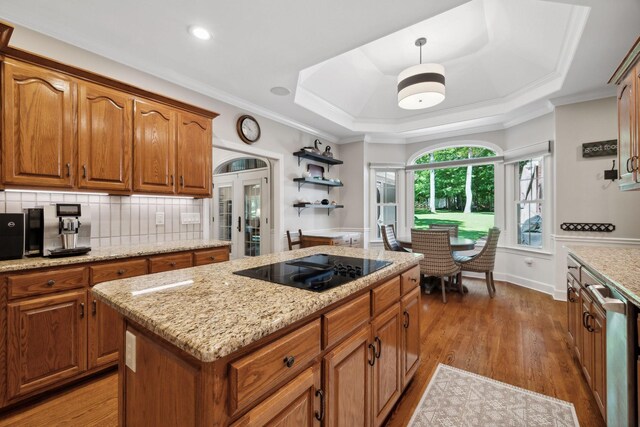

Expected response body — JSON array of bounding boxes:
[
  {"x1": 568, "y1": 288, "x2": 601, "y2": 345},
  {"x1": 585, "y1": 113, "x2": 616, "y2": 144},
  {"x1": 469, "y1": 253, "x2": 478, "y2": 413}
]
[
  {"x1": 293, "y1": 177, "x2": 343, "y2": 193},
  {"x1": 293, "y1": 151, "x2": 343, "y2": 169},
  {"x1": 293, "y1": 203, "x2": 344, "y2": 216}
]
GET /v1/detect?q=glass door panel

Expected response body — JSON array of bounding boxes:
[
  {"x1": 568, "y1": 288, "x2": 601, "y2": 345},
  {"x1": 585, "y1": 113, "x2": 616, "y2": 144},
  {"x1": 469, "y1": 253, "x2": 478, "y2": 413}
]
[
  {"x1": 244, "y1": 183, "x2": 261, "y2": 256},
  {"x1": 218, "y1": 185, "x2": 233, "y2": 242}
]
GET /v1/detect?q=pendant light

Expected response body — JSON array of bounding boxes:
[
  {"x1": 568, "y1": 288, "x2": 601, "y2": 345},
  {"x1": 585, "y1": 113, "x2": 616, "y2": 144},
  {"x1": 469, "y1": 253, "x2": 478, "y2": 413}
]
[{"x1": 397, "y1": 37, "x2": 445, "y2": 110}]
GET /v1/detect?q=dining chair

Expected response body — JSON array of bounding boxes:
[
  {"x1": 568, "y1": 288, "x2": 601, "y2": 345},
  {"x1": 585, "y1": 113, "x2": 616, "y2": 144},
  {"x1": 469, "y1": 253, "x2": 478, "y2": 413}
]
[
  {"x1": 454, "y1": 227, "x2": 501, "y2": 297},
  {"x1": 411, "y1": 229, "x2": 461, "y2": 303},
  {"x1": 381, "y1": 224, "x2": 409, "y2": 252},
  {"x1": 428, "y1": 223, "x2": 459, "y2": 237},
  {"x1": 286, "y1": 229, "x2": 303, "y2": 250}
]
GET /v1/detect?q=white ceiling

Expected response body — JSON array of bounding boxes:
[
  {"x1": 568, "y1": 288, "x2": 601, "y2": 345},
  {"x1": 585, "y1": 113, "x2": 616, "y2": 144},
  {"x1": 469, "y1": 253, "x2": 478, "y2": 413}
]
[{"x1": 0, "y1": 0, "x2": 638, "y2": 144}]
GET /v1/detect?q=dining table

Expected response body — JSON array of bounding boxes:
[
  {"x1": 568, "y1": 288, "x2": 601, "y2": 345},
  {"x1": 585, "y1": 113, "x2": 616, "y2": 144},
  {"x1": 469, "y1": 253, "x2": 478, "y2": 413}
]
[{"x1": 396, "y1": 234, "x2": 477, "y2": 294}]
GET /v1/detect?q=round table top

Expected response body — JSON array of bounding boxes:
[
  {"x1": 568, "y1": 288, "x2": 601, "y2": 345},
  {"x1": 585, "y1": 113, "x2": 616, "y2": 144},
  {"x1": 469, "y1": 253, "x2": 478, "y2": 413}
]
[{"x1": 396, "y1": 235, "x2": 476, "y2": 251}]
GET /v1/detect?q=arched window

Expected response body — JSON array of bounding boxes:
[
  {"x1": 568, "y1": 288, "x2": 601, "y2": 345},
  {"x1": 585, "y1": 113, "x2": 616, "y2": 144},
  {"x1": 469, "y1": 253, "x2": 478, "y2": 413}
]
[
  {"x1": 412, "y1": 146, "x2": 497, "y2": 240},
  {"x1": 214, "y1": 158, "x2": 268, "y2": 174}
]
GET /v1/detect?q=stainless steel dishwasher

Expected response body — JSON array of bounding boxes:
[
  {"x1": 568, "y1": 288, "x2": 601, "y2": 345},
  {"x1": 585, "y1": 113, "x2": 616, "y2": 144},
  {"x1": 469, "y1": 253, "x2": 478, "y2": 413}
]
[{"x1": 583, "y1": 268, "x2": 637, "y2": 427}]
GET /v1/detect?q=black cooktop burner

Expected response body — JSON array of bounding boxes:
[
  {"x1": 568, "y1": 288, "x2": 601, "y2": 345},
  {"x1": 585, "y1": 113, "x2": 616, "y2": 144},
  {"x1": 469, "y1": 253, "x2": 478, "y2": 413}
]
[{"x1": 233, "y1": 254, "x2": 392, "y2": 292}]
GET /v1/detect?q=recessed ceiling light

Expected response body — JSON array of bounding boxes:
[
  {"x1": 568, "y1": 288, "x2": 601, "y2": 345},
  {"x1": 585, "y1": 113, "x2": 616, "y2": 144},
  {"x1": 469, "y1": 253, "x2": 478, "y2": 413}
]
[
  {"x1": 270, "y1": 86, "x2": 291, "y2": 96},
  {"x1": 188, "y1": 25, "x2": 211, "y2": 40}
]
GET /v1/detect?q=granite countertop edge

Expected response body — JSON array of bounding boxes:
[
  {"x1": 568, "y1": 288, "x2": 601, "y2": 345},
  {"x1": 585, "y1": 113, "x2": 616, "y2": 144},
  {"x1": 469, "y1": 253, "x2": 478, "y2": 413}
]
[
  {"x1": 566, "y1": 245, "x2": 640, "y2": 307},
  {"x1": 92, "y1": 247, "x2": 422, "y2": 363},
  {"x1": 0, "y1": 239, "x2": 231, "y2": 273}
]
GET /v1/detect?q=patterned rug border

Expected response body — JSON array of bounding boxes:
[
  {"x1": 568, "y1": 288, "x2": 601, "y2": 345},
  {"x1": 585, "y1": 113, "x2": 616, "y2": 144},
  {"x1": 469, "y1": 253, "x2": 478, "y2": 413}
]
[{"x1": 408, "y1": 363, "x2": 580, "y2": 426}]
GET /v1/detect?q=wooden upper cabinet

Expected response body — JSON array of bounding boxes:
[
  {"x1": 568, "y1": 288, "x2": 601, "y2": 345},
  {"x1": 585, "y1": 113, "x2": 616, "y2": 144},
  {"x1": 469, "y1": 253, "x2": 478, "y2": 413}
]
[
  {"x1": 177, "y1": 111, "x2": 212, "y2": 196},
  {"x1": 2, "y1": 59, "x2": 75, "y2": 188},
  {"x1": 133, "y1": 99, "x2": 176, "y2": 194},
  {"x1": 78, "y1": 82, "x2": 133, "y2": 192},
  {"x1": 617, "y1": 70, "x2": 636, "y2": 187}
]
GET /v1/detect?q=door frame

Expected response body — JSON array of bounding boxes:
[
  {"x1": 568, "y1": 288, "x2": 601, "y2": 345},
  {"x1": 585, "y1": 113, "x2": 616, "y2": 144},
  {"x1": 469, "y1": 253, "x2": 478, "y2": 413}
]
[{"x1": 208, "y1": 138, "x2": 284, "y2": 254}]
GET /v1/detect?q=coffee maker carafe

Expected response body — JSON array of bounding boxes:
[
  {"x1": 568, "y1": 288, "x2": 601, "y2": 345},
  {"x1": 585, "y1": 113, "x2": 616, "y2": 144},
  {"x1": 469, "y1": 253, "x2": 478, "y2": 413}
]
[{"x1": 43, "y1": 204, "x2": 91, "y2": 257}]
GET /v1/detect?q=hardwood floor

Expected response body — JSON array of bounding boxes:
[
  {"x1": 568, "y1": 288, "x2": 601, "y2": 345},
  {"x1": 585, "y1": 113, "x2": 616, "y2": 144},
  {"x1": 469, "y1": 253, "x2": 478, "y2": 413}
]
[
  {"x1": 386, "y1": 278, "x2": 606, "y2": 427},
  {"x1": 0, "y1": 278, "x2": 604, "y2": 426}
]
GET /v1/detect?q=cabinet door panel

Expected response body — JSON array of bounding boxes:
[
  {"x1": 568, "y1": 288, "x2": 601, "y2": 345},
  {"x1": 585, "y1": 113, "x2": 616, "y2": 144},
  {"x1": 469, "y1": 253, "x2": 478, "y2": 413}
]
[
  {"x1": 7, "y1": 290, "x2": 87, "y2": 399},
  {"x1": 617, "y1": 71, "x2": 636, "y2": 187},
  {"x1": 371, "y1": 303, "x2": 401, "y2": 427},
  {"x1": 231, "y1": 364, "x2": 320, "y2": 427},
  {"x1": 323, "y1": 325, "x2": 371, "y2": 427},
  {"x1": 78, "y1": 82, "x2": 133, "y2": 191},
  {"x1": 580, "y1": 291, "x2": 593, "y2": 387},
  {"x1": 177, "y1": 111, "x2": 212, "y2": 196},
  {"x1": 88, "y1": 298, "x2": 121, "y2": 369},
  {"x1": 133, "y1": 99, "x2": 176, "y2": 194},
  {"x1": 2, "y1": 59, "x2": 75, "y2": 188},
  {"x1": 401, "y1": 287, "x2": 421, "y2": 388}
]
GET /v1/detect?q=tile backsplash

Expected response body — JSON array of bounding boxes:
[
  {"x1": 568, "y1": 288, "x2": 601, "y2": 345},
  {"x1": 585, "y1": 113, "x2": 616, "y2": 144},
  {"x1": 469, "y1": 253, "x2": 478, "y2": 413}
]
[{"x1": 0, "y1": 191, "x2": 204, "y2": 248}]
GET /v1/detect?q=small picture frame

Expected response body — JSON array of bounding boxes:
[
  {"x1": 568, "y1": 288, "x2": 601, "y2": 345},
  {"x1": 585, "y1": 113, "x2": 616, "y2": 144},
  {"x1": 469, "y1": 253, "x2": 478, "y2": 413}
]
[{"x1": 307, "y1": 164, "x2": 324, "y2": 179}]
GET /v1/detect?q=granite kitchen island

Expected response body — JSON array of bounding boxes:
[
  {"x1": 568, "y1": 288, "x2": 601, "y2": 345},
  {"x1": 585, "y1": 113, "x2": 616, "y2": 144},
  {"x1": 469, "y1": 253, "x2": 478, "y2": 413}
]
[{"x1": 93, "y1": 246, "x2": 422, "y2": 426}]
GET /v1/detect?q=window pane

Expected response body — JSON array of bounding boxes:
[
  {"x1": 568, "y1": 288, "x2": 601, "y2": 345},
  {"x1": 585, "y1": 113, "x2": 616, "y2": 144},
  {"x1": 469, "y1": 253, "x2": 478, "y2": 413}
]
[
  {"x1": 376, "y1": 205, "x2": 397, "y2": 239},
  {"x1": 218, "y1": 186, "x2": 233, "y2": 241},
  {"x1": 517, "y1": 202, "x2": 542, "y2": 248},
  {"x1": 518, "y1": 158, "x2": 543, "y2": 201},
  {"x1": 376, "y1": 171, "x2": 396, "y2": 204}
]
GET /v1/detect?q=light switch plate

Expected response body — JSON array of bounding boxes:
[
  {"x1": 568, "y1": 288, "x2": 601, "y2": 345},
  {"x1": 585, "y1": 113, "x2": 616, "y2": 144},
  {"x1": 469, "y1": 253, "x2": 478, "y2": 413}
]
[
  {"x1": 125, "y1": 330, "x2": 136, "y2": 372},
  {"x1": 155, "y1": 212, "x2": 165, "y2": 225}
]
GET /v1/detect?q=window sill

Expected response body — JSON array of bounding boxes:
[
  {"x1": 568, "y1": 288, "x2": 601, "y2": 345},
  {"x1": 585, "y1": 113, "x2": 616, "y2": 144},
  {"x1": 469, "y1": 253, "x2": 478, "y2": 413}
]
[{"x1": 498, "y1": 245, "x2": 553, "y2": 256}]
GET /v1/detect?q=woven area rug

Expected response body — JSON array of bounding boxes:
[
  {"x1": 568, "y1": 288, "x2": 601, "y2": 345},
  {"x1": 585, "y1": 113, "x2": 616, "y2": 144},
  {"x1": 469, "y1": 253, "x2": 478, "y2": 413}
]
[{"x1": 409, "y1": 364, "x2": 580, "y2": 426}]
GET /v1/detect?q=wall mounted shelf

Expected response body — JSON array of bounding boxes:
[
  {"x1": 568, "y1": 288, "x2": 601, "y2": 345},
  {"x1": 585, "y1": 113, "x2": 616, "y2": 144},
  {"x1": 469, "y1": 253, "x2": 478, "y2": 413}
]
[
  {"x1": 293, "y1": 177, "x2": 343, "y2": 193},
  {"x1": 293, "y1": 151, "x2": 343, "y2": 170},
  {"x1": 293, "y1": 203, "x2": 344, "y2": 216}
]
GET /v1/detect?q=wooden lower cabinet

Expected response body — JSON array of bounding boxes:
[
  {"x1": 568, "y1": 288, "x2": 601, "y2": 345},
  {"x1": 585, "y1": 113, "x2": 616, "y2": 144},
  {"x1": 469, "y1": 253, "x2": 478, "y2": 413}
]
[
  {"x1": 401, "y1": 287, "x2": 421, "y2": 388},
  {"x1": 88, "y1": 298, "x2": 121, "y2": 369},
  {"x1": 323, "y1": 325, "x2": 372, "y2": 427},
  {"x1": 6, "y1": 290, "x2": 87, "y2": 400},
  {"x1": 371, "y1": 303, "x2": 402, "y2": 427},
  {"x1": 232, "y1": 364, "x2": 321, "y2": 427}
]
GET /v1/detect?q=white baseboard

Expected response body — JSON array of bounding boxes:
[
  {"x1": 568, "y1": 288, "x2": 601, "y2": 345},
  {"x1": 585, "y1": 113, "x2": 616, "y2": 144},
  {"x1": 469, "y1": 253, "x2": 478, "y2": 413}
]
[{"x1": 463, "y1": 271, "x2": 560, "y2": 300}]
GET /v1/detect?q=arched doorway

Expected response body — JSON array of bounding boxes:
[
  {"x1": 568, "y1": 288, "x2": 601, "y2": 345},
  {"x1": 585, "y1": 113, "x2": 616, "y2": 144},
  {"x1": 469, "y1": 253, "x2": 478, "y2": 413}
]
[{"x1": 212, "y1": 157, "x2": 271, "y2": 259}]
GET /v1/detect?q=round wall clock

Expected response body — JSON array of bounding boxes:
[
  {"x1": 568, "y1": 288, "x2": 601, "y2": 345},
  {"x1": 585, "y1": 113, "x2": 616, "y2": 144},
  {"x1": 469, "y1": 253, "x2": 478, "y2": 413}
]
[{"x1": 236, "y1": 115, "x2": 261, "y2": 144}]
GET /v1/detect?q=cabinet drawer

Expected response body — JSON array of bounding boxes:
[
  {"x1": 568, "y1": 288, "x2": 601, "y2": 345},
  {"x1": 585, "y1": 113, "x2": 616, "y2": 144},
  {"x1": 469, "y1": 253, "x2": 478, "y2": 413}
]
[
  {"x1": 372, "y1": 276, "x2": 401, "y2": 317},
  {"x1": 401, "y1": 266, "x2": 420, "y2": 295},
  {"x1": 148, "y1": 252, "x2": 193, "y2": 273},
  {"x1": 323, "y1": 292, "x2": 370, "y2": 348},
  {"x1": 229, "y1": 319, "x2": 321, "y2": 414},
  {"x1": 8, "y1": 267, "x2": 89, "y2": 299},
  {"x1": 91, "y1": 259, "x2": 148, "y2": 285},
  {"x1": 193, "y1": 247, "x2": 229, "y2": 266}
]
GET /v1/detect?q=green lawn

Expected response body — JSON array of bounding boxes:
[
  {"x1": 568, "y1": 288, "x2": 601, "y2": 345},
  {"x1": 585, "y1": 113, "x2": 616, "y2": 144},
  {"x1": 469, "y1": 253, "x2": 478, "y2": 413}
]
[{"x1": 414, "y1": 209, "x2": 495, "y2": 240}]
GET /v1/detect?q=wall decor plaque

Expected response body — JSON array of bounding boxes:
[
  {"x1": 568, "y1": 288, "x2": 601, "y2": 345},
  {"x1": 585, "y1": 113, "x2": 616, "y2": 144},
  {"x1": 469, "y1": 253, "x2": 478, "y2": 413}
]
[{"x1": 582, "y1": 140, "x2": 617, "y2": 158}]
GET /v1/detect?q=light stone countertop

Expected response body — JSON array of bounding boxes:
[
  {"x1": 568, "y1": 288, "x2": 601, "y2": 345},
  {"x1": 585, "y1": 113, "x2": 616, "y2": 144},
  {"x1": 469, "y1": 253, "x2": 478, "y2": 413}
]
[
  {"x1": 566, "y1": 245, "x2": 640, "y2": 307},
  {"x1": 0, "y1": 239, "x2": 230, "y2": 273},
  {"x1": 92, "y1": 246, "x2": 422, "y2": 362}
]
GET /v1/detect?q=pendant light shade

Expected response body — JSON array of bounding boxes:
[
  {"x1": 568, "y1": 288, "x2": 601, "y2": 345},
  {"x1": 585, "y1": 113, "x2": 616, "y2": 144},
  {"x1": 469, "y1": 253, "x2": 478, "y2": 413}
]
[{"x1": 397, "y1": 38, "x2": 445, "y2": 110}]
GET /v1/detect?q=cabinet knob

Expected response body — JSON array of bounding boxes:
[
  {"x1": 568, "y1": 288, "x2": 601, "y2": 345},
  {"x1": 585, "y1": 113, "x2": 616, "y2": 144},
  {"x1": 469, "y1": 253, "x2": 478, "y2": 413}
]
[
  {"x1": 314, "y1": 389, "x2": 325, "y2": 421},
  {"x1": 92, "y1": 300, "x2": 97, "y2": 316},
  {"x1": 66, "y1": 163, "x2": 71, "y2": 177},
  {"x1": 283, "y1": 356, "x2": 295, "y2": 368},
  {"x1": 209, "y1": 256, "x2": 216, "y2": 260},
  {"x1": 80, "y1": 302, "x2": 85, "y2": 318},
  {"x1": 410, "y1": 277, "x2": 418, "y2": 283},
  {"x1": 374, "y1": 336, "x2": 382, "y2": 359},
  {"x1": 368, "y1": 343, "x2": 376, "y2": 366},
  {"x1": 169, "y1": 262, "x2": 177, "y2": 267},
  {"x1": 117, "y1": 269, "x2": 126, "y2": 275},
  {"x1": 47, "y1": 279, "x2": 56, "y2": 286},
  {"x1": 180, "y1": 175, "x2": 185, "y2": 187},
  {"x1": 403, "y1": 310, "x2": 410, "y2": 328},
  {"x1": 82, "y1": 165, "x2": 87, "y2": 179}
]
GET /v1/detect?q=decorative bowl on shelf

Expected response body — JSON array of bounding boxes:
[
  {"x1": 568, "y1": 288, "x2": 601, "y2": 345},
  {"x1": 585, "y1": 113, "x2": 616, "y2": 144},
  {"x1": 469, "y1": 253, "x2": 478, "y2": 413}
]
[{"x1": 321, "y1": 199, "x2": 329, "y2": 205}]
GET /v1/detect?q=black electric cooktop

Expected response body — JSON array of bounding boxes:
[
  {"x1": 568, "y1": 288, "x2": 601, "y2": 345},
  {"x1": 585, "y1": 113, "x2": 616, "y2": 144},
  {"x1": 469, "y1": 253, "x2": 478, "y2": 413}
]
[{"x1": 233, "y1": 254, "x2": 393, "y2": 292}]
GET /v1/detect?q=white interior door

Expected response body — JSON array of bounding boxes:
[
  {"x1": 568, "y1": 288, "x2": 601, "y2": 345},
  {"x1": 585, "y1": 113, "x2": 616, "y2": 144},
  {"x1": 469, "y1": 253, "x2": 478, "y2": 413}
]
[{"x1": 213, "y1": 169, "x2": 270, "y2": 259}]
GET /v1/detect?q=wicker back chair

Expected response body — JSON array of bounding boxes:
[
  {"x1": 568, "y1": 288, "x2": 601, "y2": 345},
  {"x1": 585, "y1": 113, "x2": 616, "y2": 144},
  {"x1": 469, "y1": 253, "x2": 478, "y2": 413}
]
[
  {"x1": 428, "y1": 223, "x2": 459, "y2": 237},
  {"x1": 411, "y1": 229, "x2": 461, "y2": 303},
  {"x1": 454, "y1": 227, "x2": 501, "y2": 297},
  {"x1": 381, "y1": 224, "x2": 408, "y2": 252}
]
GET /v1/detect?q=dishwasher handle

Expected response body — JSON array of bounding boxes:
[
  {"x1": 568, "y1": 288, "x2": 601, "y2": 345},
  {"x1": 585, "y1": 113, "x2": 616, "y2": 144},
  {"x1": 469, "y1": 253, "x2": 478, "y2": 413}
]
[{"x1": 589, "y1": 284, "x2": 626, "y2": 315}]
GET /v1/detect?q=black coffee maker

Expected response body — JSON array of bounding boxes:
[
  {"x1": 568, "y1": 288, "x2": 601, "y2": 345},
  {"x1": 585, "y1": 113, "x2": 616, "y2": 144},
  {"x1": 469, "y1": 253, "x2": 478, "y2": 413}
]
[
  {"x1": 0, "y1": 213, "x2": 25, "y2": 260},
  {"x1": 23, "y1": 208, "x2": 44, "y2": 257}
]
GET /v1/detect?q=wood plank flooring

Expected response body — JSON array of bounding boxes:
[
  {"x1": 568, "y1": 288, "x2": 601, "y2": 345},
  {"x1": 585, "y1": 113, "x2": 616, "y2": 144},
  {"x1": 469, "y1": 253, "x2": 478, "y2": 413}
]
[{"x1": 0, "y1": 278, "x2": 605, "y2": 426}]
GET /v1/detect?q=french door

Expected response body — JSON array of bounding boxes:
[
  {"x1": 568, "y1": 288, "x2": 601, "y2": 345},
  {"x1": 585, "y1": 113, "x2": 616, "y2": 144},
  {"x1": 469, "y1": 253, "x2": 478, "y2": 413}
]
[{"x1": 212, "y1": 169, "x2": 270, "y2": 259}]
